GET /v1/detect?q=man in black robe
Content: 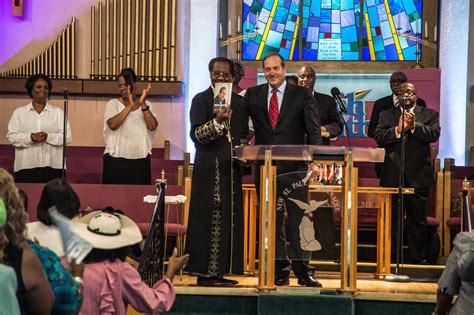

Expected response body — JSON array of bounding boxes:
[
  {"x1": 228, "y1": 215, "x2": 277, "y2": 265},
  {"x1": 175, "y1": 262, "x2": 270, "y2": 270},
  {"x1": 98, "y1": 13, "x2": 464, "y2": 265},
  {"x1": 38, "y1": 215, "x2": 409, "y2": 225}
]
[{"x1": 185, "y1": 57, "x2": 248, "y2": 286}]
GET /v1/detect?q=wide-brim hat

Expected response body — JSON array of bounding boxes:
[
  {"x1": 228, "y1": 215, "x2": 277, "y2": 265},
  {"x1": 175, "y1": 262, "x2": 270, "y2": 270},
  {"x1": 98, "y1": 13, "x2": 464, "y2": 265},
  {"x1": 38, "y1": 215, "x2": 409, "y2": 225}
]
[{"x1": 72, "y1": 210, "x2": 142, "y2": 249}]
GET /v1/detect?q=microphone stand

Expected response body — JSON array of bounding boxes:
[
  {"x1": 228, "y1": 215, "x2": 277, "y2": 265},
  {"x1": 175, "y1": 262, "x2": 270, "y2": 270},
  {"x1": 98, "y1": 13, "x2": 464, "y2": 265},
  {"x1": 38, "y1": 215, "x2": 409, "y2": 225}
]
[
  {"x1": 61, "y1": 89, "x2": 69, "y2": 179},
  {"x1": 385, "y1": 101, "x2": 410, "y2": 282},
  {"x1": 335, "y1": 107, "x2": 351, "y2": 147}
]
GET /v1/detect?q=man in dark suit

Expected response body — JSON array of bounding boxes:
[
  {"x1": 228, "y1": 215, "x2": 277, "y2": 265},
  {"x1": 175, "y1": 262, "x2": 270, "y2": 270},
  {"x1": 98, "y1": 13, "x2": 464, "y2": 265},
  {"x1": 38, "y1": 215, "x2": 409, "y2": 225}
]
[
  {"x1": 368, "y1": 71, "x2": 427, "y2": 178},
  {"x1": 374, "y1": 82, "x2": 440, "y2": 264},
  {"x1": 297, "y1": 66, "x2": 343, "y2": 145},
  {"x1": 368, "y1": 71, "x2": 427, "y2": 139},
  {"x1": 244, "y1": 52, "x2": 322, "y2": 287}
]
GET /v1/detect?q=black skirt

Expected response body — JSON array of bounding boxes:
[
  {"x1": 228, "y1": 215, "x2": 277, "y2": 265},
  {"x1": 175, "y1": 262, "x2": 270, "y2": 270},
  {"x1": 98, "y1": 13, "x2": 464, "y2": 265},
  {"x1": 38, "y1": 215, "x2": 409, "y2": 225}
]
[
  {"x1": 15, "y1": 167, "x2": 63, "y2": 183},
  {"x1": 102, "y1": 153, "x2": 151, "y2": 185}
]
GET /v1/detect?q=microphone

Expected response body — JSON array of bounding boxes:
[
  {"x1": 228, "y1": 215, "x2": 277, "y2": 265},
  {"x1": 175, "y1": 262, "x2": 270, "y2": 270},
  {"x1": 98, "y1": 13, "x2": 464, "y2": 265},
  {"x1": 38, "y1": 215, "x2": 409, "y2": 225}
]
[
  {"x1": 330, "y1": 87, "x2": 348, "y2": 113},
  {"x1": 62, "y1": 89, "x2": 69, "y2": 99}
]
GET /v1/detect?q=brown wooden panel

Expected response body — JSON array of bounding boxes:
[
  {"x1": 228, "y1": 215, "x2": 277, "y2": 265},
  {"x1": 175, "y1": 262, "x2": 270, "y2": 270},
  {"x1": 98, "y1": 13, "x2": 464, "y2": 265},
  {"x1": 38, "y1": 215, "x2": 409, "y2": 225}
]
[{"x1": 0, "y1": 78, "x2": 182, "y2": 96}]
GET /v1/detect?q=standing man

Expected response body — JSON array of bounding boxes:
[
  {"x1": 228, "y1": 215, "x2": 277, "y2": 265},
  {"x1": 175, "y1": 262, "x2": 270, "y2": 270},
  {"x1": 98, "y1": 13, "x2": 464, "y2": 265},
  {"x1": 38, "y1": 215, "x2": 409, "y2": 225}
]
[
  {"x1": 368, "y1": 71, "x2": 426, "y2": 178},
  {"x1": 368, "y1": 71, "x2": 426, "y2": 139},
  {"x1": 185, "y1": 57, "x2": 248, "y2": 286},
  {"x1": 245, "y1": 52, "x2": 322, "y2": 287},
  {"x1": 297, "y1": 66, "x2": 343, "y2": 145},
  {"x1": 374, "y1": 82, "x2": 440, "y2": 264}
]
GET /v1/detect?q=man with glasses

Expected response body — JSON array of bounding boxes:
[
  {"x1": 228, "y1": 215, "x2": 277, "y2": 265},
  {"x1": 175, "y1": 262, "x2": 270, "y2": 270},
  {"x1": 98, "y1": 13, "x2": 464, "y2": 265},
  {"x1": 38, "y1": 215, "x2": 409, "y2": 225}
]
[
  {"x1": 245, "y1": 52, "x2": 323, "y2": 287},
  {"x1": 368, "y1": 71, "x2": 427, "y2": 178},
  {"x1": 374, "y1": 82, "x2": 440, "y2": 264},
  {"x1": 185, "y1": 57, "x2": 248, "y2": 286},
  {"x1": 368, "y1": 71, "x2": 427, "y2": 139}
]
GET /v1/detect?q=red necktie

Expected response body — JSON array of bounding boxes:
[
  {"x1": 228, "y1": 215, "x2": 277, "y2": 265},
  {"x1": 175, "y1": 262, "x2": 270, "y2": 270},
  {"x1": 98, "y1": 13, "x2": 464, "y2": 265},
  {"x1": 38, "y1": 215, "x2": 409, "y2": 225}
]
[{"x1": 269, "y1": 88, "x2": 279, "y2": 130}]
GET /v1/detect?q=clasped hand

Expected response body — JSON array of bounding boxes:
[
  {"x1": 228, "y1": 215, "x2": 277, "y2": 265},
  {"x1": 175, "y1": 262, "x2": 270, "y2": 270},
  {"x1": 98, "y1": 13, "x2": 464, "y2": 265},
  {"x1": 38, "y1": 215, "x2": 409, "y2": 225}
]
[
  {"x1": 396, "y1": 112, "x2": 415, "y2": 134},
  {"x1": 31, "y1": 131, "x2": 48, "y2": 142}
]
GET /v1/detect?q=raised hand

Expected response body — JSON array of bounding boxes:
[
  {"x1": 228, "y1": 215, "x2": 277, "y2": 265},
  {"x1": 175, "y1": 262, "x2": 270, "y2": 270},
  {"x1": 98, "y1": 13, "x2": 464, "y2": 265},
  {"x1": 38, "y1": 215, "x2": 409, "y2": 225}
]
[
  {"x1": 215, "y1": 106, "x2": 232, "y2": 125},
  {"x1": 404, "y1": 112, "x2": 415, "y2": 130},
  {"x1": 126, "y1": 85, "x2": 134, "y2": 105},
  {"x1": 140, "y1": 83, "x2": 152, "y2": 106},
  {"x1": 165, "y1": 248, "x2": 189, "y2": 281}
]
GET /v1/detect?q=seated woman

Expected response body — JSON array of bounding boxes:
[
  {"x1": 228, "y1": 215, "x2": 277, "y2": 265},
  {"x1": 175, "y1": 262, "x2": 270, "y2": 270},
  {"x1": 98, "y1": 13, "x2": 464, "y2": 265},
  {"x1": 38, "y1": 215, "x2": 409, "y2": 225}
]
[
  {"x1": 103, "y1": 68, "x2": 158, "y2": 185},
  {"x1": 27, "y1": 178, "x2": 80, "y2": 256},
  {"x1": 7, "y1": 74, "x2": 72, "y2": 183},
  {"x1": 72, "y1": 210, "x2": 188, "y2": 314},
  {"x1": 0, "y1": 168, "x2": 54, "y2": 314},
  {"x1": 0, "y1": 198, "x2": 21, "y2": 315},
  {"x1": 433, "y1": 232, "x2": 474, "y2": 315}
]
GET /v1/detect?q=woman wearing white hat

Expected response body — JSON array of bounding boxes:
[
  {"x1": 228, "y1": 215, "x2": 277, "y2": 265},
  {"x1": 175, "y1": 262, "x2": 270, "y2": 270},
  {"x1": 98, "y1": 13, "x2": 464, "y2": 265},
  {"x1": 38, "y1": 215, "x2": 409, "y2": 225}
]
[{"x1": 73, "y1": 210, "x2": 189, "y2": 315}]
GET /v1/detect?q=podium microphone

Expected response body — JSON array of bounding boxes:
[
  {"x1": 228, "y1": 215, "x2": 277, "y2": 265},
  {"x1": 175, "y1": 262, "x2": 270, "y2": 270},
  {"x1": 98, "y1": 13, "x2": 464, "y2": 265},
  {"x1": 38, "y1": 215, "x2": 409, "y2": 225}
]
[{"x1": 331, "y1": 87, "x2": 348, "y2": 113}]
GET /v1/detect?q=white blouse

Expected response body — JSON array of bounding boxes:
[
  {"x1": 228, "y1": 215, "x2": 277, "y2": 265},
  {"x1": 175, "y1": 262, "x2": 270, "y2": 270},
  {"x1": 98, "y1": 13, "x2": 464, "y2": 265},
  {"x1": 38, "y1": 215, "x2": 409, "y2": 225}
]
[
  {"x1": 26, "y1": 221, "x2": 64, "y2": 256},
  {"x1": 7, "y1": 103, "x2": 72, "y2": 172},
  {"x1": 103, "y1": 99, "x2": 157, "y2": 159}
]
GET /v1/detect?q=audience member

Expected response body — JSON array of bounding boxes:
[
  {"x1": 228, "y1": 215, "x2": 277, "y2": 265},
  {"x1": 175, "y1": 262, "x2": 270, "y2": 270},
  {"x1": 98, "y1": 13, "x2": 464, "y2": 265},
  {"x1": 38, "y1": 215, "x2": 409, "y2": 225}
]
[
  {"x1": 103, "y1": 68, "x2": 158, "y2": 185},
  {"x1": 433, "y1": 232, "x2": 474, "y2": 314},
  {"x1": 72, "y1": 210, "x2": 188, "y2": 314},
  {"x1": 0, "y1": 168, "x2": 54, "y2": 315},
  {"x1": 27, "y1": 178, "x2": 80, "y2": 256},
  {"x1": 7, "y1": 74, "x2": 72, "y2": 183},
  {"x1": 0, "y1": 197, "x2": 21, "y2": 315},
  {"x1": 20, "y1": 187, "x2": 84, "y2": 314}
]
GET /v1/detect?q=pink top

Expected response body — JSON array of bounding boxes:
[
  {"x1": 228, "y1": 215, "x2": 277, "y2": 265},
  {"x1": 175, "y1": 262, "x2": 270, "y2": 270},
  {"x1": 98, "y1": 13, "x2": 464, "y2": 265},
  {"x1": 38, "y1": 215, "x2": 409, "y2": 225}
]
[{"x1": 79, "y1": 259, "x2": 176, "y2": 315}]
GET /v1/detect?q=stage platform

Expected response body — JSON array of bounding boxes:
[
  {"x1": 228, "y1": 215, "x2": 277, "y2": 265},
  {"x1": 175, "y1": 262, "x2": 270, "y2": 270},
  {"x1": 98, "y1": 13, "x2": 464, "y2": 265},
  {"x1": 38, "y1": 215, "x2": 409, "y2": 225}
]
[{"x1": 166, "y1": 272, "x2": 438, "y2": 315}]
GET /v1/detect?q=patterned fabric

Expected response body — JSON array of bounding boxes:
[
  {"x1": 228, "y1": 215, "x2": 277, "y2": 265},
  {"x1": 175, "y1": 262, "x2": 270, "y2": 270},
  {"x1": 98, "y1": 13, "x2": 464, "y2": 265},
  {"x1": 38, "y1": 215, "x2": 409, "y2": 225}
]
[
  {"x1": 208, "y1": 158, "x2": 222, "y2": 276},
  {"x1": 195, "y1": 120, "x2": 223, "y2": 144},
  {"x1": 269, "y1": 88, "x2": 279, "y2": 130},
  {"x1": 29, "y1": 243, "x2": 82, "y2": 315}
]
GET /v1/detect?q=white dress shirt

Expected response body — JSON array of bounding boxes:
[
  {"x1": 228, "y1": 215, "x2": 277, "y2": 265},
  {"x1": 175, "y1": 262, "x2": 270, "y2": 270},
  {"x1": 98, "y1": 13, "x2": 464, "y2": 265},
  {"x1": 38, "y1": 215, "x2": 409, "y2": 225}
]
[
  {"x1": 267, "y1": 80, "x2": 287, "y2": 111},
  {"x1": 103, "y1": 99, "x2": 157, "y2": 159},
  {"x1": 7, "y1": 103, "x2": 72, "y2": 172}
]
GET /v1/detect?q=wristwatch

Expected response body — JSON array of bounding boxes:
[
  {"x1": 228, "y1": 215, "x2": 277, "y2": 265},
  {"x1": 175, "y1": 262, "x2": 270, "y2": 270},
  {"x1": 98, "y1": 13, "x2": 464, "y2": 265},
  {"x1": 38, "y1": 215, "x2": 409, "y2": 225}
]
[{"x1": 141, "y1": 105, "x2": 150, "y2": 111}]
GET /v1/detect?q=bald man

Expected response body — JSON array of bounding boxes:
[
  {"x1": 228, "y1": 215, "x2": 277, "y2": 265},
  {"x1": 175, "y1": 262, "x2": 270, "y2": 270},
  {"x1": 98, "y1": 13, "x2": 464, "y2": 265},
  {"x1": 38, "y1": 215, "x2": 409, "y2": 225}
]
[
  {"x1": 297, "y1": 66, "x2": 343, "y2": 145},
  {"x1": 374, "y1": 82, "x2": 440, "y2": 264}
]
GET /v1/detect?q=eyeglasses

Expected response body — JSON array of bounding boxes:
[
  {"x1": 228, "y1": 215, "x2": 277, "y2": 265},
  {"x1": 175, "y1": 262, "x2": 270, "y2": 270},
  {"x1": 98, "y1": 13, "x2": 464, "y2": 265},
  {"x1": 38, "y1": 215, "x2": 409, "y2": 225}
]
[{"x1": 211, "y1": 71, "x2": 232, "y2": 79}]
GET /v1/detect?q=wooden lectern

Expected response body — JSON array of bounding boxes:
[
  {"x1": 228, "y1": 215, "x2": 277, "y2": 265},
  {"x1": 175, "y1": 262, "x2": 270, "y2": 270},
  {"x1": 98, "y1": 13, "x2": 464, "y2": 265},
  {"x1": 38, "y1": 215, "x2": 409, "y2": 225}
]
[{"x1": 234, "y1": 145, "x2": 385, "y2": 293}]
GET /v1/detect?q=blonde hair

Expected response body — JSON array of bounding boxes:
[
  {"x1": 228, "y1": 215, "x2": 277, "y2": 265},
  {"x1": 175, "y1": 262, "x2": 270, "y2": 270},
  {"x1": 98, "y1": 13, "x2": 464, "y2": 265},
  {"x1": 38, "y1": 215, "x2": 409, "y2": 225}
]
[{"x1": 0, "y1": 168, "x2": 27, "y2": 262}]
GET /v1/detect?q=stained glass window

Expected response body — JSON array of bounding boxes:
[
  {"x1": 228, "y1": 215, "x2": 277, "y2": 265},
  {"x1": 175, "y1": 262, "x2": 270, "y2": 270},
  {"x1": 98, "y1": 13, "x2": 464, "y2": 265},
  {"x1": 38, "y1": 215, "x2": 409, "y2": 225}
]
[{"x1": 242, "y1": 0, "x2": 423, "y2": 61}]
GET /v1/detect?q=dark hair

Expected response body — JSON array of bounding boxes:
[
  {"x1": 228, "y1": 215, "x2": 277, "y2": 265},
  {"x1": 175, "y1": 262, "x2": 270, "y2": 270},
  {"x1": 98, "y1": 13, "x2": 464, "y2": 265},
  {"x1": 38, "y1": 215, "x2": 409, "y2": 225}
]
[
  {"x1": 24, "y1": 74, "x2": 53, "y2": 99},
  {"x1": 119, "y1": 68, "x2": 137, "y2": 91},
  {"x1": 37, "y1": 178, "x2": 80, "y2": 226},
  {"x1": 262, "y1": 52, "x2": 285, "y2": 68},
  {"x1": 18, "y1": 189, "x2": 28, "y2": 212},
  {"x1": 390, "y1": 71, "x2": 407, "y2": 82},
  {"x1": 286, "y1": 75, "x2": 298, "y2": 85},
  {"x1": 83, "y1": 246, "x2": 134, "y2": 263},
  {"x1": 208, "y1": 57, "x2": 235, "y2": 77}
]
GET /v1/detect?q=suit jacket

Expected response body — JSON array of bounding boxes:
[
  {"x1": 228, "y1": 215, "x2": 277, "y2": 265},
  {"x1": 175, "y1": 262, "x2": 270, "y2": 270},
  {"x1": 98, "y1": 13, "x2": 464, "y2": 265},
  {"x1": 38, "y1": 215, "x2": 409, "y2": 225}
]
[
  {"x1": 368, "y1": 95, "x2": 427, "y2": 139},
  {"x1": 374, "y1": 105, "x2": 440, "y2": 188},
  {"x1": 313, "y1": 91, "x2": 343, "y2": 145},
  {"x1": 245, "y1": 83, "x2": 322, "y2": 174}
]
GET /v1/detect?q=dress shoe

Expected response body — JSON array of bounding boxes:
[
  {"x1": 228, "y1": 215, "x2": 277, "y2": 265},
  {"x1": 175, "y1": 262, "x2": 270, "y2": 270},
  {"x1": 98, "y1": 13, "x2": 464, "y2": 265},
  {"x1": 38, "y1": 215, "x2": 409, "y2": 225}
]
[
  {"x1": 196, "y1": 276, "x2": 234, "y2": 287},
  {"x1": 275, "y1": 277, "x2": 290, "y2": 286},
  {"x1": 297, "y1": 275, "x2": 322, "y2": 287},
  {"x1": 220, "y1": 277, "x2": 239, "y2": 285}
]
